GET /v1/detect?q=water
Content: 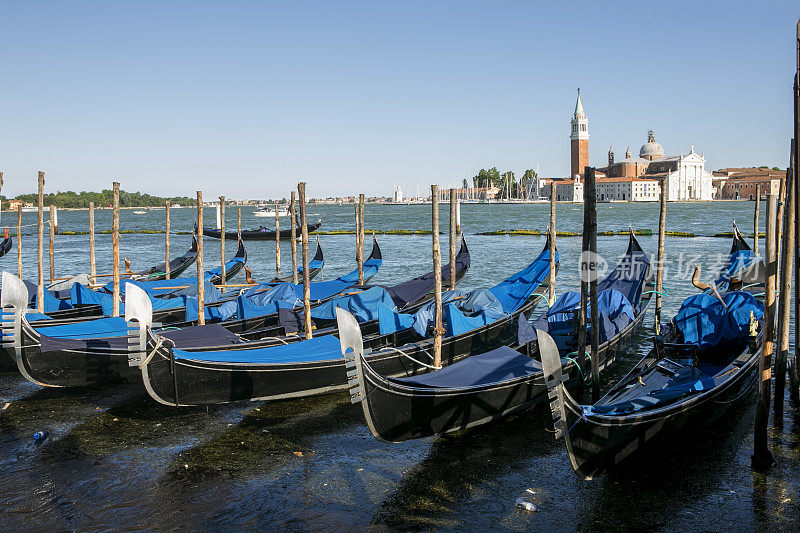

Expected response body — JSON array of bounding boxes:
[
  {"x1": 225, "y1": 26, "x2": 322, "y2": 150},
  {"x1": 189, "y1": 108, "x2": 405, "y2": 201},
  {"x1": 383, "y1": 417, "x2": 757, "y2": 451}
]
[{"x1": 1, "y1": 201, "x2": 798, "y2": 531}]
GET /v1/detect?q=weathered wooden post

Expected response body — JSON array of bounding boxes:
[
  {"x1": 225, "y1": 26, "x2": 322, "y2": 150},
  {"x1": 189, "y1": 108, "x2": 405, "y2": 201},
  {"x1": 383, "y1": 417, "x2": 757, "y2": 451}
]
[
  {"x1": 585, "y1": 167, "x2": 600, "y2": 401},
  {"x1": 792, "y1": 19, "x2": 800, "y2": 403},
  {"x1": 16, "y1": 205, "x2": 22, "y2": 279},
  {"x1": 89, "y1": 202, "x2": 96, "y2": 282},
  {"x1": 549, "y1": 185, "x2": 556, "y2": 305},
  {"x1": 37, "y1": 171, "x2": 44, "y2": 313},
  {"x1": 431, "y1": 185, "x2": 443, "y2": 369},
  {"x1": 753, "y1": 194, "x2": 777, "y2": 469},
  {"x1": 52, "y1": 206, "x2": 58, "y2": 235},
  {"x1": 449, "y1": 188, "x2": 457, "y2": 290},
  {"x1": 655, "y1": 176, "x2": 667, "y2": 334},
  {"x1": 112, "y1": 182, "x2": 120, "y2": 317},
  {"x1": 48, "y1": 205, "x2": 56, "y2": 283},
  {"x1": 358, "y1": 194, "x2": 365, "y2": 285},
  {"x1": 290, "y1": 191, "x2": 298, "y2": 284},
  {"x1": 219, "y1": 196, "x2": 226, "y2": 288},
  {"x1": 754, "y1": 184, "x2": 761, "y2": 256},
  {"x1": 237, "y1": 207, "x2": 242, "y2": 234},
  {"x1": 298, "y1": 182, "x2": 312, "y2": 339},
  {"x1": 164, "y1": 201, "x2": 171, "y2": 279},
  {"x1": 196, "y1": 191, "x2": 205, "y2": 325},
  {"x1": 274, "y1": 202, "x2": 281, "y2": 276},
  {"x1": 775, "y1": 159, "x2": 795, "y2": 421}
]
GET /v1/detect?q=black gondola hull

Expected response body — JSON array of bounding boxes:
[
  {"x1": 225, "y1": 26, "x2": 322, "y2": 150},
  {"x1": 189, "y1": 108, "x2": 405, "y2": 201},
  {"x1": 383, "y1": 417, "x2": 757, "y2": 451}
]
[
  {"x1": 202, "y1": 221, "x2": 321, "y2": 241},
  {"x1": 357, "y1": 293, "x2": 650, "y2": 442},
  {"x1": 141, "y1": 284, "x2": 550, "y2": 406}
]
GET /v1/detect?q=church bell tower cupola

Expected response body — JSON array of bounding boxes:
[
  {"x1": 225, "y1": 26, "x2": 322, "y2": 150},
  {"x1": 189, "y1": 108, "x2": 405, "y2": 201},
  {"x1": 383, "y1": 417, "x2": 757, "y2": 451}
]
[
  {"x1": 608, "y1": 146, "x2": 614, "y2": 166},
  {"x1": 570, "y1": 89, "x2": 589, "y2": 178}
]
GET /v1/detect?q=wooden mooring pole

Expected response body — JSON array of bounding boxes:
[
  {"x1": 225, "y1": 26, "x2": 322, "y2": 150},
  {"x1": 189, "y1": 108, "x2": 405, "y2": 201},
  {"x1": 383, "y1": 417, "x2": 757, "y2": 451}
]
[
  {"x1": 219, "y1": 197, "x2": 226, "y2": 288},
  {"x1": 196, "y1": 192, "x2": 205, "y2": 325},
  {"x1": 585, "y1": 167, "x2": 600, "y2": 401},
  {"x1": 16, "y1": 205, "x2": 22, "y2": 279},
  {"x1": 754, "y1": 184, "x2": 761, "y2": 256},
  {"x1": 791, "y1": 20, "x2": 800, "y2": 404},
  {"x1": 49, "y1": 205, "x2": 55, "y2": 283},
  {"x1": 37, "y1": 171, "x2": 44, "y2": 313},
  {"x1": 164, "y1": 202, "x2": 170, "y2": 279},
  {"x1": 449, "y1": 188, "x2": 457, "y2": 290},
  {"x1": 655, "y1": 176, "x2": 667, "y2": 335},
  {"x1": 775, "y1": 150, "x2": 795, "y2": 422},
  {"x1": 358, "y1": 194, "x2": 365, "y2": 285},
  {"x1": 89, "y1": 202, "x2": 96, "y2": 281},
  {"x1": 274, "y1": 201, "x2": 280, "y2": 276},
  {"x1": 431, "y1": 185, "x2": 443, "y2": 369},
  {"x1": 298, "y1": 182, "x2": 312, "y2": 339},
  {"x1": 549, "y1": 186, "x2": 556, "y2": 305},
  {"x1": 112, "y1": 182, "x2": 120, "y2": 317},
  {"x1": 237, "y1": 207, "x2": 242, "y2": 234},
  {"x1": 753, "y1": 193, "x2": 777, "y2": 469},
  {"x1": 290, "y1": 191, "x2": 298, "y2": 284}
]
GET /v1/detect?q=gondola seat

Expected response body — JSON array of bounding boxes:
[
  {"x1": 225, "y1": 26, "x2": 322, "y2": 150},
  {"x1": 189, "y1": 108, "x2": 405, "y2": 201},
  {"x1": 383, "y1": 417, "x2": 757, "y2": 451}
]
[{"x1": 388, "y1": 346, "x2": 543, "y2": 389}]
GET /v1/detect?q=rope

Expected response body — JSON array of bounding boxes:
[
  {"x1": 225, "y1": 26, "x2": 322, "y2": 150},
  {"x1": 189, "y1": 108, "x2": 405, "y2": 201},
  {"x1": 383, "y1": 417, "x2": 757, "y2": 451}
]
[
  {"x1": 564, "y1": 407, "x2": 589, "y2": 436},
  {"x1": 642, "y1": 289, "x2": 668, "y2": 297},
  {"x1": 381, "y1": 345, "x2": 442, "y2": 370},
  {"x1": 561, "y1": 356, "x2": 583, "y2": 380},
  {"x1": 138, "y1": 335, "x2": 166, "y2": 369},
  {"x1": 564, "y1": 350, "x2": 592, "y2": 385}
]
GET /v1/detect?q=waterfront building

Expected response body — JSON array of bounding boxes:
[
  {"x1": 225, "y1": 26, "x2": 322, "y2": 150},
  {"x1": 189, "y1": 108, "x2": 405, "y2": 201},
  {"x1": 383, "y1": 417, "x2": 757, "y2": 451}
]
[{"x1": 712, "y1": 167, "x2": 784, "y2": 199}]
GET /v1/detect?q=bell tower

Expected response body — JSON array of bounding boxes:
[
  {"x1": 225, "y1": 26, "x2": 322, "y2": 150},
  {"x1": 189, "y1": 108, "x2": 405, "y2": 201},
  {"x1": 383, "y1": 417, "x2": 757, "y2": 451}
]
[{"x1": 570, "y1": 89, "x2": 589, "y2": 178}]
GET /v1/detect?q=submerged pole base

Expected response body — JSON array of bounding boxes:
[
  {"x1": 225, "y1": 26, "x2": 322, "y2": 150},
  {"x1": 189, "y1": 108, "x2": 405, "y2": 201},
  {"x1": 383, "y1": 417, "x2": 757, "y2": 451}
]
[{"x1": 751, "y1": 449, "x2": 775, "y2": 471}]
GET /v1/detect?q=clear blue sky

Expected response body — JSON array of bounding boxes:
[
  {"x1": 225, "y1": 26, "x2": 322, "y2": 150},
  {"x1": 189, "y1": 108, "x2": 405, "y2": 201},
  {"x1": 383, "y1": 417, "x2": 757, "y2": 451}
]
[{"x1": 1, "y1": 1, "x2": 798, "y2": 199}]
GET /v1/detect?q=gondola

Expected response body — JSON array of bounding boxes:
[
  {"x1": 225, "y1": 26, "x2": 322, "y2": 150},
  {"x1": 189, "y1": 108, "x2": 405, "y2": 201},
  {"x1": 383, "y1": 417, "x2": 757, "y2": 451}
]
[
  {"x1": 137, "y1": 236, "x2": 551, "y2": 406},
  {"x1": 201, "y1": 218, "x2": 322, "y2": 241},
  {"x1": 126, "y1": 234, "x2": 198, "y2": 282},
  {"x1": 1, "y1": 237, "x2": 388, "y2": 387},
  {"x1": 0, "y1": 228, "x2": 12, "y2": 258},
  {"x1": 540, "y1": 229, "x2": 767, "y2": 480},
  {"x1": 541, "y1": 291, "x2": 764, "y2": 480},
  {"x1": 338, "y1": 230, "x2": 653, "y2": 442},
  {"x1": 270, "y1": 238, "x2": 324, "y2": 283}
]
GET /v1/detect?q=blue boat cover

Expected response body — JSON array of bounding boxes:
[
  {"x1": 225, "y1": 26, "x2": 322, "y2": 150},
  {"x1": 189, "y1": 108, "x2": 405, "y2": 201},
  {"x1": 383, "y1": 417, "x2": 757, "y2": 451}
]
[
  {"x1": 489, "y1": 247, "x2": 556, "y2": 313},
  {"x1": 390, "y1": 346, "x2": 542, "y2": 388},
  {"x1": 173, "y1": 334, "x2": 344, "y2": 364},
  {"x1": 108, "y1": 277, "x2": 220, "y2": 301},
  {"x1": 714, "y1": 249, "x2": 758, "y2": 290},
  {"x1": 70, "y1": 283, "x2": 191, "y2": 317},
  {"x1": 311, "y1": 286, "x2": 397, "y2": 323},
  {"x1": 34, "y1": 316, "x2": 130, "y2": 339},
  {"x1": 241, "y1": 253, "x2": 382, "y2": 304},
  {"x1": 35, "y1": 285, "x2": 74, "y2": 312},
  {"x1": 587, "y1": 365, "x2": 717, "y2": 416},
  {"x1": 183, "y1": 297, "x2": 226, "y2": 322},
  {"x1": 542, "y1": 288, "x2": 634, "y2": 350},
  {"x1": 674, "y1": 291, "x2": 764, "y2": 348},
  {"x1": 378, "y1": 304, "x2": 415, "y2": 335}
]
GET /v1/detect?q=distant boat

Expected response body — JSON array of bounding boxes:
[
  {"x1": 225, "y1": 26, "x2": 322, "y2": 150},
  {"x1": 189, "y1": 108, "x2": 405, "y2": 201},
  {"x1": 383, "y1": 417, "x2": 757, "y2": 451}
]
[
  {"x1": 254, "y1": 206, "x2": 290, "y2": 218},
  {"x1": 133, "y1": 210, "x2": 146, "y2": 215}
]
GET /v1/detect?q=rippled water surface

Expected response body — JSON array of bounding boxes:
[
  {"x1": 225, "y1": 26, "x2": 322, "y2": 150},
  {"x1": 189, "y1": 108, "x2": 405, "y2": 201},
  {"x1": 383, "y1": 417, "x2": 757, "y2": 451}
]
[{"x1": 1, "y1": 201, "x2": 798, "y2": 531}]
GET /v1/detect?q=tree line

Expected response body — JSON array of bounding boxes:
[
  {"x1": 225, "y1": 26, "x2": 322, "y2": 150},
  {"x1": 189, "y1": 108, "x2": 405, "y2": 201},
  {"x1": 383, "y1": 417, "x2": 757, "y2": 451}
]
[
  {"x1": 461, "y1": 167, "x2": 538, "y2": 199},
  {"x1": 6, "y1": 190, "x2": 197, "y2": 209}
]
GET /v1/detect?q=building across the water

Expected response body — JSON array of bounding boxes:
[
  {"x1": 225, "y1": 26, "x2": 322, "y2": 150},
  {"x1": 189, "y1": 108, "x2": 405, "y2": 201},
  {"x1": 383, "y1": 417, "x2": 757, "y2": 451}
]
[
  {"x1": 540, "y1": 91, "x2": 715, "y2": 202},
  {"x1": 712, "y1": 167, "x2": 784, "y2": 199}
]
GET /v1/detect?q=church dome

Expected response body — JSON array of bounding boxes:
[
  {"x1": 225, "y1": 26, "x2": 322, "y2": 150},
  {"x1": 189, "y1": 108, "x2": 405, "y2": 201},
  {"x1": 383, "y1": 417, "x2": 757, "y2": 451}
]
[{"x1": 639, "y1": 130, "x2": 664, "y2": 160}]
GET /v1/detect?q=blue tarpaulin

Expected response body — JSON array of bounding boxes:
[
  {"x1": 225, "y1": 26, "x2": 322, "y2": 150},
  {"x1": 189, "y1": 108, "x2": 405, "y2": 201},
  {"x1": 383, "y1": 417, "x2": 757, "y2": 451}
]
[
  {"x1": 674, "y1": 291, "x2": 764, "y2": 348},
  {"x1": 173, "y1": 334, "x2": 345, "y2": 364},
  {"x1": 489, "y1": 247, "x2": 556, "y2": 313},
  {"x1": 70, "y1": 283, "x2": 192, "y2": 317},
  {"x1": 311, "y1": 286, "x2": 397, "y2": 323},
  {"x1": 715, "y1": 249, "x2": 758, "y2": 290},
  {"x1": 34, "y1": 316, "x2": 130, "y2": 339}
]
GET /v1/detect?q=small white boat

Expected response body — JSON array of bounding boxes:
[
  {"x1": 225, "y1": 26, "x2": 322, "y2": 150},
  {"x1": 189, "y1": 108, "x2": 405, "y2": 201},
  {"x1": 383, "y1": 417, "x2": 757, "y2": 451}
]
[
  {"x1": 133, "y1": 210, "x2": 147, "y2": 215},
  {"x1": 254, "y1": 206, "x2": 290, "y2": 218}
]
